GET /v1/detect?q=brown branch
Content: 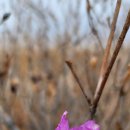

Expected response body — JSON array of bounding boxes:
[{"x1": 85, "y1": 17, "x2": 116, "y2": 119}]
[
  {"x1": 91, "y1": 9, "x2": 130, "y2": 119},
  {"x1": 86, "y1": 0, "x2": 104, "y2": 53},
  {"x1": 66, "y1": 60, "x2": 91, "y2": 106},
  {"x1": 100, "y1": 0, "x2": 121, "y2": 76},
  {"x1": 95, "y1": 0, "x2": 121, "y2": 101}
]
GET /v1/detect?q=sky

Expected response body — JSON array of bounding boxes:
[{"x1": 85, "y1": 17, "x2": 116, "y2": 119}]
[{"x1": 0, "y1": 0, "x2": 130, "y2": 46}]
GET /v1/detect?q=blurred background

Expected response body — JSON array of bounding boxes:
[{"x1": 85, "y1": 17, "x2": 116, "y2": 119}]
[{"x1": 0, "y1": 0, "x2": 130, "y2": 130}]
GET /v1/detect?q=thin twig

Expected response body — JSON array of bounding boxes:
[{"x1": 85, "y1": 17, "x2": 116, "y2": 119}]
[
  {"x1": 66, "y1": 60, "x2": 91, "y2": 106},
  {"x1": 100, "y1": 0, "x2": 121, "y2": 76},
  {"x1": 91, "y1": 10, "x2": 130, "y2": 119},
  {"x1": 86, "y1": 0, "x2": 104, "y2": 53},
  {"x1": 95, "y1": 0, "x2": 121, "y2": 101}
]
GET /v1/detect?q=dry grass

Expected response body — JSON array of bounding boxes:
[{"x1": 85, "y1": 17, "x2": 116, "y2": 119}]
[{"x1": 0, "y1": 44, "x2": 129, "y2": 130}]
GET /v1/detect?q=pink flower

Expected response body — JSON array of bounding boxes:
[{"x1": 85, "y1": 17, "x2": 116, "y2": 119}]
[{"x1": 55, "y1": 111, "x2": 100, "y2": 130}]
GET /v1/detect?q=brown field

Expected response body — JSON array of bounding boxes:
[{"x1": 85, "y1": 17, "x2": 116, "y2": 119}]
[{"x1": 0, "y1": 44, "x2": 129, "y2": 130}]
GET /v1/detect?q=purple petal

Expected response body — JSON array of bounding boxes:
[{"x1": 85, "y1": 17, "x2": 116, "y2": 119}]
[
  {"x1": 55, "y1": 111, "x2": 100, "y2": 130},
  {"x1": 83, "y1": 120, "x2": 100, "y2": 130},
  {"x1": 71, "y1": 120, "x2": 100, "y2": 130},
  {"x1": 55, "y1": 111, "x2": 69, "y2": 130}
]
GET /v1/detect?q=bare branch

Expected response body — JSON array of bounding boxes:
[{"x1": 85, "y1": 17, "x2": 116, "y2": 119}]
[
  {"x1": 91, "y1": 9, "x2": 130, "y2": 119},
  {"x1": 66, "y1": 60, "x2": 91, "y2": 106},
  {"x1": 95, "y1": 0, "x2": 121, "y2": 99},
  {"x1": 86, "y1": 0, "x2": 104, "y2": 52},
  {"x1": 100, "y1": 0, "x2": 121, "y2": 76}
]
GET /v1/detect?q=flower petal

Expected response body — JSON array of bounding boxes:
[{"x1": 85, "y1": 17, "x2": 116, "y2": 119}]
[
  {"x1": 71, "y1": 120, "x2": 100, "y2": 130},
  {"x1": 55, "y1": 111, "x2": 69, "y2": 130},
  {"x1": 83, "y1": 120, "x2": 100, "y2": 130},
  {"x1": 55, "y1": 111, "x2": 100, "y2": 130}
]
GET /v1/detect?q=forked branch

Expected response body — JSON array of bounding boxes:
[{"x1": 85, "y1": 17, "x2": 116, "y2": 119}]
[
  {"x1": 91, "y1": 10, "x2": 130, "y2": 118},
  {"x1": 66, "y1": 60, "x2": 91, "y2": 106}
]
